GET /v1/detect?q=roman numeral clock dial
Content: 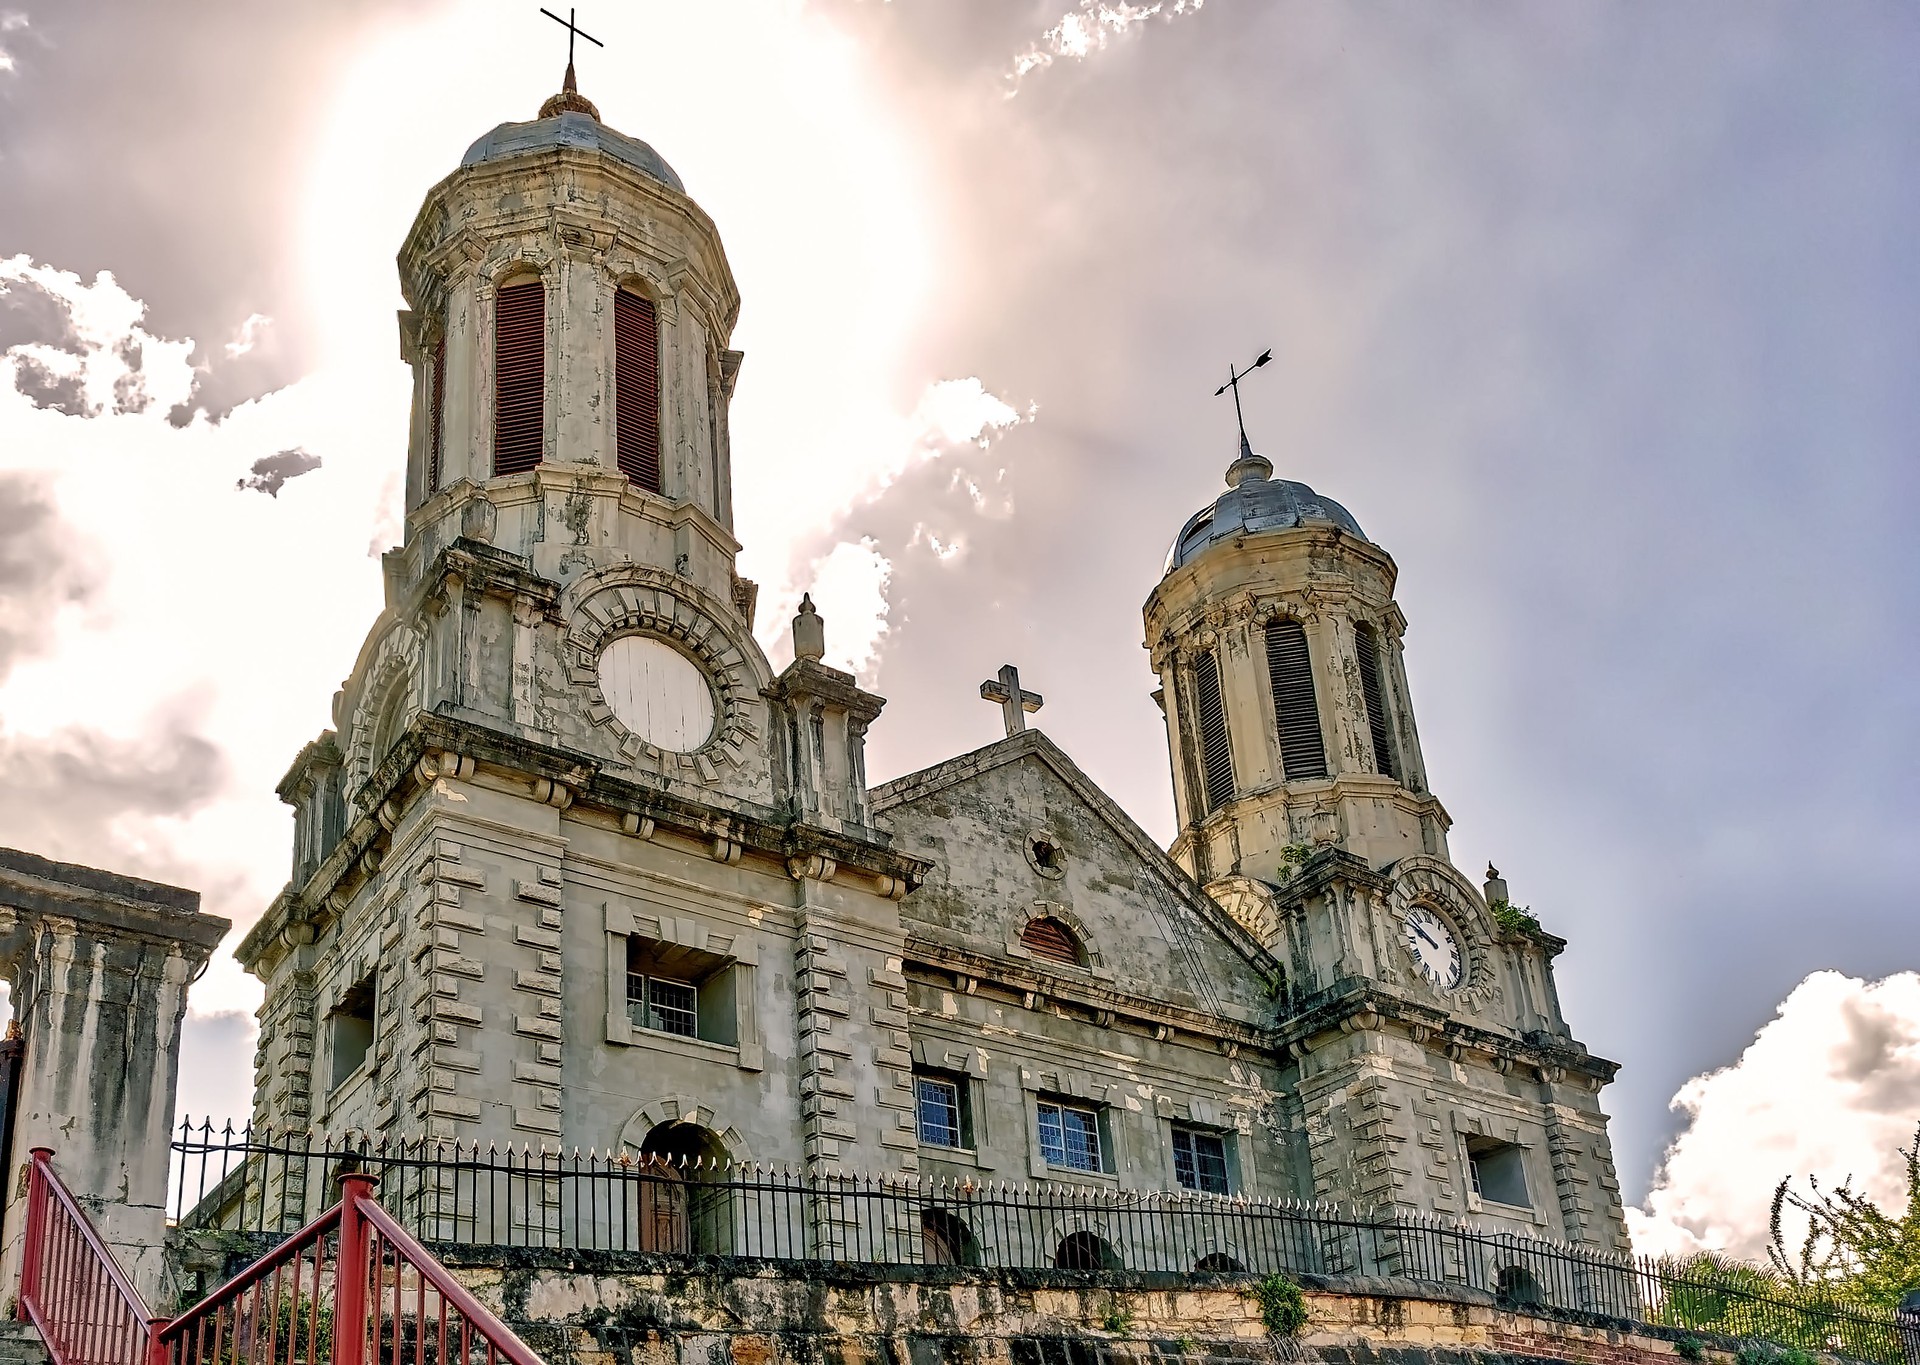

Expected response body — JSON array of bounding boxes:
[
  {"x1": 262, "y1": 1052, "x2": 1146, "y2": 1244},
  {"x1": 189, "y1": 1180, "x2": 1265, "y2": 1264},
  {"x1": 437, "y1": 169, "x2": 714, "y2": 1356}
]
[{"x1": 1403, "y1": 904, "x2": 1464, "y2": 990}]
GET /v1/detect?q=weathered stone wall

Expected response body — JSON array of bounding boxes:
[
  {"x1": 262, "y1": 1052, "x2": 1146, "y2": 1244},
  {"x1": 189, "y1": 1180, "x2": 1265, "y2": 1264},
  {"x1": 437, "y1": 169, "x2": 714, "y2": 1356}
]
[{"x1": 423, "y1": 1259, "x2": 1800, "y2": 1365}]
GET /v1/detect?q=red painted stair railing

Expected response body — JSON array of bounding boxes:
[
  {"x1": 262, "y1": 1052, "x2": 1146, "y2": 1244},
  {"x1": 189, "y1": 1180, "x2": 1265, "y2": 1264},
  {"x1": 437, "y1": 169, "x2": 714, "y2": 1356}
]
[{"x1": 18, "y1": 1147, "x2": 544, "y2": 1365}]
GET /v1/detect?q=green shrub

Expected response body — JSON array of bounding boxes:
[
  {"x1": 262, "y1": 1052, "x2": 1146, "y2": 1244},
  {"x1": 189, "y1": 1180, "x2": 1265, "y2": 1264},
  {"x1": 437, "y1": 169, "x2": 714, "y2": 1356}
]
[{"x1": 1249, "y1": 1274, "x2": 1308, "y2": 1336}]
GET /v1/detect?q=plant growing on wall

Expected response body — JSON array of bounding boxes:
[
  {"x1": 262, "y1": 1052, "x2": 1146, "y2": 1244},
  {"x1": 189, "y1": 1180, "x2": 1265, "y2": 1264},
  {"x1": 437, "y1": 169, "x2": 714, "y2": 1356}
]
[
  {"x1": 1487, "y1": 897, "x2": 1542, "y2": 935},
  {"x1": 1249, "y1": 1274, "x2": 1308, "y2": 1336}
]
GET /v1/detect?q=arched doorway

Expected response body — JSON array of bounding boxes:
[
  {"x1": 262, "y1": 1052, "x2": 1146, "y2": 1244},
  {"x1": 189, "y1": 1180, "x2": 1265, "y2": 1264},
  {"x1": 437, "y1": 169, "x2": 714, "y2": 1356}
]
[
  {"x1": 921, "y1": 1208, "x2": 980, "y2": 1267},
  {"x1": 639, "y1": 1121, "x2": 735, "y2": 1252}
]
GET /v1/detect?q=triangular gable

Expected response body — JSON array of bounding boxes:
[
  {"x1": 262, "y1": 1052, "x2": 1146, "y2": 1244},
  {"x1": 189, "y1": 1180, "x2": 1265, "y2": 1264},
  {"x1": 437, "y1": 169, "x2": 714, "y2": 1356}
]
[{"x1": 871, "y1": 729, "x2": 1282, "y2": 981}]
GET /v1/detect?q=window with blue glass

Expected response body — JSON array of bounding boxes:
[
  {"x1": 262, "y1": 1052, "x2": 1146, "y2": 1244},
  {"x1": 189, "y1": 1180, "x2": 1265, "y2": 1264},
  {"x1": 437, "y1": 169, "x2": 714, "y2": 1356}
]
[
  {"x1": 1170, "y1": 1126, "x2": 1231, "y2": 1194},
  {"x1": 1036, "y1": 1100, "x2": 1104, "y2": 1173},
  {"x1": 915, "y1": 1072, "x2": 969, "y2": 1149}
]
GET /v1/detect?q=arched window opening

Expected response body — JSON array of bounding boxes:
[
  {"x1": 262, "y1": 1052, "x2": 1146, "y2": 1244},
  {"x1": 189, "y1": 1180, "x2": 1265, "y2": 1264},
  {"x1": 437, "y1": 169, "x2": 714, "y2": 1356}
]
[
  {"x1": 1264, "y1": 619, "x2": 1328, "y2": 780},
  {"x1": 1054, "y1": 1231, "x2": 1121, "y2": 1271},
  {"x1": 1021, "y1": 916, "x2": 1083, "y2": 967},
  {"x1": 1192, "y1": 651, "x2": 1235, "y2": 812},
  {"x1": 493, "y1": 277, "x2": 545, "y2": 476},
  {"x1": 614, "y1": 287, "x2": 662, "y2": 492},
  {"x1": 1195, "y1": 1252, "x2": 1245, "y2": 1273},
  {"x1": 1495, "y1": 1265, "x2": 1544, "y2": 1310},
  {"x1": 1354, "y1": 623, "x2": 1397, "y2": 780},
  {"x1": 921, "y1": 1209, "x2": 979, "y2": 1267},
  {"x1": 427, "y1": 334, "x2": 446, "y2": 493},
  {"x1": 369, "y1": 679, "x2": 411, "y2": 765}
]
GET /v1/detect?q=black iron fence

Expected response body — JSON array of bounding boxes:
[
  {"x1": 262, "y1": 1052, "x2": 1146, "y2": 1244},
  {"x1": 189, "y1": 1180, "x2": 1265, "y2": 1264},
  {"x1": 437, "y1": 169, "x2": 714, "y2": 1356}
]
[{"x1": 170, "y1": 1121, "x2": 1913, "y2": 1365}]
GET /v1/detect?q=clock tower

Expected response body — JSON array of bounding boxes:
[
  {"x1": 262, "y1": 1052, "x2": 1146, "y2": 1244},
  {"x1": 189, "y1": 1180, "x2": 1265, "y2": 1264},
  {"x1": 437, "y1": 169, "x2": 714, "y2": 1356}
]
[
  {"x1": 1144, "y1": 444, "x2": 1631, "y2": 1252},
  {"x1": 240, "y1": 71, "x2": 929, "y2": 1186}
]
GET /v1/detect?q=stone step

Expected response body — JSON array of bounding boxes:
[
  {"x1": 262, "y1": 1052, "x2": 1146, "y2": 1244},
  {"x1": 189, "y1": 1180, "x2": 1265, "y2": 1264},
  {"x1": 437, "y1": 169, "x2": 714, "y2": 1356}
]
[{"x1": 0, "y1": 1321, "x2": 50, "y2": 1365}]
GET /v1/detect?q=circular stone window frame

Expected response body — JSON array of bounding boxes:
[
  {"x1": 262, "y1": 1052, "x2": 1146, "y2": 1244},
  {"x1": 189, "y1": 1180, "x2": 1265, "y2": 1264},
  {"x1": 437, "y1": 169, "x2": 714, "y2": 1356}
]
[
  {"x1": 1386, "y1": 856, "x2": 1500, "y2": 1012},
  {"x1": 1024, "y1": 828, "x2": 1068, "y2": 880},
  {"x1": 564, "y1": 567, "x2": 764, "y2": 778}
]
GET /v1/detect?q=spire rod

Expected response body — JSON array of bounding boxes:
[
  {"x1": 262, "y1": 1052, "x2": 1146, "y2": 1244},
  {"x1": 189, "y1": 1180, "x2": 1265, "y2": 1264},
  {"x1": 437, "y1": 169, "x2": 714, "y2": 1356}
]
[
  {"x1": 1215, "y1": 347, "x2": 1274, "y2": 486},
  {"x1": 536, "y1": 6, "x2": 605, "y2": 120}
]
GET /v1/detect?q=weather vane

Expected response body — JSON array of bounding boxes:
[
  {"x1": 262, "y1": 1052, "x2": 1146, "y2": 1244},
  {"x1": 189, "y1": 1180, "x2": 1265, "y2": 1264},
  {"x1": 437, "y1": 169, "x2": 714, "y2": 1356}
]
[
  {"x1": 1214, "y1": 347, "x2": 1272, "y2": 455},
  {"x1": 540, "y1": 6, "x2": 604, "y2": 72}
]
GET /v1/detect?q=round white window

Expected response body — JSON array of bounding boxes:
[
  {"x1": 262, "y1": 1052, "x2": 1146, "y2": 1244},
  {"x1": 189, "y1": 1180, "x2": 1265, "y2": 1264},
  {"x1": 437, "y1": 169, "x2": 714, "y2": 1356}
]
[{"x1": 599, "y1": 636, "x2": 716, "y2": 752}]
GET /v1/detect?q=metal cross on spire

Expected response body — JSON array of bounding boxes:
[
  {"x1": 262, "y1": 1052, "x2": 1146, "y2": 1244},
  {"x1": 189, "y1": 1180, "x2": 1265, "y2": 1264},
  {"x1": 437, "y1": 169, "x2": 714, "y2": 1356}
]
[
  {"x1": 1214, "y1": 347, "x2": 1273, "y2": 458},
  {"x1": 980, "y1": 664, "x2": 1044, "y2": 737},
  {"x1": 540, "y1": 6, "x2": 604, "y2": 74}
]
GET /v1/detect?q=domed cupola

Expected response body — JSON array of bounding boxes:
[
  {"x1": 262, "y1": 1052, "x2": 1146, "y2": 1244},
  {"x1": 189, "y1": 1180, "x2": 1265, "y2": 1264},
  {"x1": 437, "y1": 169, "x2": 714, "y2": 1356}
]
[
  {"x1": 1164, "y1": 445, "x2": 1369, "y2": 574},
  {"x1": 1143, "y1": 440, "x2": 1448, "y2": 885},
  {"x1": 393, "y1": 62, "x2": 745, "y2": 611}
]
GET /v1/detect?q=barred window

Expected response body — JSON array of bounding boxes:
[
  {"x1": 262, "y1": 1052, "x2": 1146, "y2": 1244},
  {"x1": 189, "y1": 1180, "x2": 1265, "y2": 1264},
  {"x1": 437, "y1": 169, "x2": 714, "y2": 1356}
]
[
  {"x1": 627, "y1": 972, "x2": 698, "y2": 1038},
  {"x1": 915, "y1": 1073, "x2": 968, "y2": 1149},
  {"x1": 1171, "y1": 1126, "x2": 1231, "y2": 1195},
  {"x1": 1037, "y1": 1100, "x2": 1104, "y2": 1173}
]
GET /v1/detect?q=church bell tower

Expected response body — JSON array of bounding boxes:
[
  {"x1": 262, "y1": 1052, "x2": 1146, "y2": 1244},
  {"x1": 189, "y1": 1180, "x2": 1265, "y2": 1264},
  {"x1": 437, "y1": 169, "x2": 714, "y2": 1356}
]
[{"x1": 1145, "y1": 439, "x2": 1632, "y2": 1252}]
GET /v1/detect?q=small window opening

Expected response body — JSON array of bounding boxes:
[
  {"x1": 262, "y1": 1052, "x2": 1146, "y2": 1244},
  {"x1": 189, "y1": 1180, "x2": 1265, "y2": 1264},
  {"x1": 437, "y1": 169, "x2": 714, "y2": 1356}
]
[
  {"x1": 1054, "y1": 1230, "x2": 1121, "y2": 1271},
  {"x1": 328, "y1": 973, "x2": 377, "y2": 1091},
  {"x1": 1196, "y1": 1252, "x2": 1245, "y2": 1273},
  {"x1": 1020, "y1": 916, "x2": 1083, "y2": 967},
  {"x1": 1030, "y1": 838, "x2": 1060, "y2": 872},
  {"x1": 1466, "y1": 1137, "x2": 1532, "y2": 1208},
  {"x1": 1171, "y1": 1126, "x2": 1232, "y2": 1195},
  {"x1": 1496, "y1": 1265, "x2": 1545, "y2": 1309},
  {"x1": 626, "y1": 939, "x2": 737, "y2": 1046},
  {"x1": 1037, "y1": 1099, "x2": 1106, "y2": 1173},
  {"x1": 915, "y1": 1071, "x2": 971, "y2": 1149},
  {"x1": 921, "y1": 1209, "x2": 980, "y2": 1266}
]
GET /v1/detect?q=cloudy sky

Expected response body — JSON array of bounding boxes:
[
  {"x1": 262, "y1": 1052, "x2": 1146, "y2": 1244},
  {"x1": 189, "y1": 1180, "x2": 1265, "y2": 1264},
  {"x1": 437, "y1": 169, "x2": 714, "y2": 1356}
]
[{"x1": 1, "y1": 0, "x2": 1915, "y2": 1260}]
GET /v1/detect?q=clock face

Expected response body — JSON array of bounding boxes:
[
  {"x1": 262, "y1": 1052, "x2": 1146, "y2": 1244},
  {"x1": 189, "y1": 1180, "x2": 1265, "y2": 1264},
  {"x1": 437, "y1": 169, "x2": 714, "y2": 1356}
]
[
  {"x1": 599, "y1": 635, "x2": 716, "y2": 752},
  {"x1": 1403, "y1": 904, "x2": 1464, "y2": 990}
]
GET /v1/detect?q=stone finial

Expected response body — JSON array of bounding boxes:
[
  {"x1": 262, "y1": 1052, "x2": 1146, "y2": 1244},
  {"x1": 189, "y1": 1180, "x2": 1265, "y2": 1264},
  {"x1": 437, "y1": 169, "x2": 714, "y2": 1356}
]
[
  {"x1": 1484, "y1": 863, "x2": 1510, "y2": 905},
  {"x1": 1225, "y1": 433, "x2": 1273, "y2": 488},
  {"x1": 792, "y1": 593, "x2": 825, "y2": 663},
  {"x1": 539, "y1": 60, "x2": 602, "y2": 120}
]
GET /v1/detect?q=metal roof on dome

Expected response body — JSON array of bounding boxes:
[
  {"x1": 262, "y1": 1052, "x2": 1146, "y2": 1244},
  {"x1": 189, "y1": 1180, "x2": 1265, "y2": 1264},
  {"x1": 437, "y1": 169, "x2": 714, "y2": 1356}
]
[
  {"x1": 1162, "y1": 445, "x2": 1369, "y2": 575},
  {"x1": 460, "y1": 111, "x2": 685, "y2": 195}
]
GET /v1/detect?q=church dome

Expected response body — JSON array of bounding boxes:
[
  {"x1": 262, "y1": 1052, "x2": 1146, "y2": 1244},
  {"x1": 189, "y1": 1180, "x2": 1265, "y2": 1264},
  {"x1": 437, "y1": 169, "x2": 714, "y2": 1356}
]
[
  {"x1": 1162, "y1": 446, "x2": 1368, "y2": 575},
  {"x1": 460, "y1": 111, "x2": 685, "y2": 194}
]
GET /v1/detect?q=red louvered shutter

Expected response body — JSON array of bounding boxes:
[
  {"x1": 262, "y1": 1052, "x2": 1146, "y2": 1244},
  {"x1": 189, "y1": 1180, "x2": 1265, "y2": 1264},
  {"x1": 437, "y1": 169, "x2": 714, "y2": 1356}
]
[
  {"x1": 1265, "y1": 619, "x2": 1328, "y2": 780},
  {"x1": 1021, "y1": 917, "x2": 1082, "y2": 966},
  {"x1": 1193, "y1": 651, "x2": 1235, "y2": 812},
  {"x1": 427, "y1": 335, "x2": 446, "y2": 492},
  {"x1": 493, "y1": 280, "x2": 545, "y2": 476},
  {"x1": 615, "y1": 289, "x2": 662, "y2": 492},
  {"x1": 1354, "y1": 624, "x2": 1398, "y2": 780}
]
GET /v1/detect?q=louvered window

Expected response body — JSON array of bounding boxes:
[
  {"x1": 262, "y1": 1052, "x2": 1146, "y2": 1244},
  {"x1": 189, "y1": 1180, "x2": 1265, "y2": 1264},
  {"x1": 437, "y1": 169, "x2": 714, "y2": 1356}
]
[
  {"x1": 1264, "y1": 619, "x2": 1328, "y2": 780},
  {"x1": 1354, "y1": 624, "x2": 1398, "y2": 780},
  {"x1": 1193, "y1": 651, "x2": 1235, "y2": 812},
  {"x1": 1021, "y1": 916, "x2": 1082, "y2": 966},
  {"x1": 615, "y1": 288, "x2": 662, "y2": 492},
  {"x1": 427, "y1": 334, "x2": 446, "y2": 492},
  {"x1": 492, "y1": 279, "x2": 545, "y2": 476}
]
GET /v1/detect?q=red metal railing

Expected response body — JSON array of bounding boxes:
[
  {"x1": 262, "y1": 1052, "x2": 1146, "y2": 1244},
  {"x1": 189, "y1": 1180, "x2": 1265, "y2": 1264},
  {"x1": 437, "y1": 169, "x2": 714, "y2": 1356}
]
[
  {"x1": 18, "y1": 1148, "x2": 543, "y2": 1365},
  {"x1": 16, "y1": 1147, "x2": 167, "y2": 1365}
]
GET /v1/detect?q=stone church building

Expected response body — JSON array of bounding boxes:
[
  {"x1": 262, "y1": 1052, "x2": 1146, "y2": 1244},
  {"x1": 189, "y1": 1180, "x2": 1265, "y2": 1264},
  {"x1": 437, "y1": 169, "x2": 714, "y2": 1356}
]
[{"x1": 237, "y1": 71, "x2": 1631, "y2": 1256}]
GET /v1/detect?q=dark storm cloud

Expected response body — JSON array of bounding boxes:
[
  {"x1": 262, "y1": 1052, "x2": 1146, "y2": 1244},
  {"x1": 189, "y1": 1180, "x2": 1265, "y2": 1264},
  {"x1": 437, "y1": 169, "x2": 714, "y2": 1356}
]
[
  {"x1": 0, "y1": 472, "x2": 94, "y2": 681},
  {"x1": 236, "y1": 446, "x2": 322, "y2": 497},
  {"x1": 811, "y1": 1, "x2": 1920, "y2": 1203},
  {"x1": 0, "y1": 273, "x2": 83, "y2": 353},
  {"x1": 0, "y1": 0, "x2": 438, "y2": 417}
]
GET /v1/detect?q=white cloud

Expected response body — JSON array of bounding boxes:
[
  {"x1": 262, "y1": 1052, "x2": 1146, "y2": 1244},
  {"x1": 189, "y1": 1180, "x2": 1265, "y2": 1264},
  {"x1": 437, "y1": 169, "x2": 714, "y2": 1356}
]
[
  {"x1": 802, "y1": 538, "x2": 894, "y2": 683},
  {"x1": 1010, "y1": 0, "x2": 1206, "y2": 84},
  {"x1": 0, "y1": 256, "x2": 198, "y2": 416},
  {"x1": 223, "y1": 312, "x2": 272, "y2": 359},
  {"x1": 1628, "y1": 971, "x2": 1920, "y2": 1262},
  {"x1": 0, "y1": 10, "x2": 24, "y2": 75}
]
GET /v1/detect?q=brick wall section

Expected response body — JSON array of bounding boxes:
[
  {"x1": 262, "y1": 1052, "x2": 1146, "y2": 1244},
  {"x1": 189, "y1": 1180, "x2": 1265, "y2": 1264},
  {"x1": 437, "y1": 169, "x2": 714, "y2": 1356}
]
[{"x1": 428, "y1": 1262, "x2": 1815, "y2": 1365}]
